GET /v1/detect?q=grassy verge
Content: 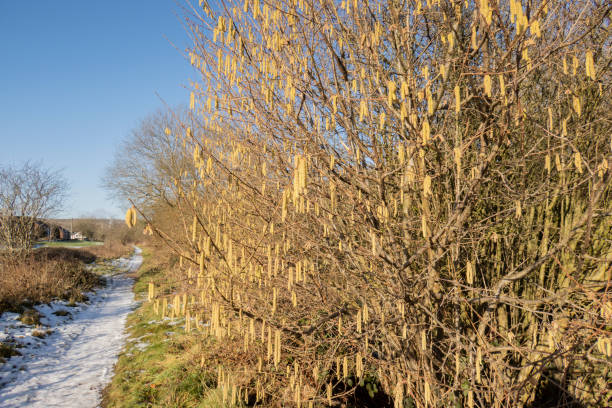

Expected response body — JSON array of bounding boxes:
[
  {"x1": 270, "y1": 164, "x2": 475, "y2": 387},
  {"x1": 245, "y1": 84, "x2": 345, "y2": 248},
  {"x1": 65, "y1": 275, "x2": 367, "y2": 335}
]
[{"x1": 102, "y1": 247, "x2": 238, "y2": 408}]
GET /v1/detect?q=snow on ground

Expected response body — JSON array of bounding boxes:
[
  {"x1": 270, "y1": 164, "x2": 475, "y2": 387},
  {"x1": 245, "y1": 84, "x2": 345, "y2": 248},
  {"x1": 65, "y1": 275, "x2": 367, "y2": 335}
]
[{"x1": 0, "y1": 247, "x2": 143, "y2": 408}]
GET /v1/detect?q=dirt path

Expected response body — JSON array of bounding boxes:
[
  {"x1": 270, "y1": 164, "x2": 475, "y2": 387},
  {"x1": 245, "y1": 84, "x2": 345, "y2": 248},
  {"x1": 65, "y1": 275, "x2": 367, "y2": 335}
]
[{"x1": 0, "y1": 248, "x2": 143, "y2": 407}]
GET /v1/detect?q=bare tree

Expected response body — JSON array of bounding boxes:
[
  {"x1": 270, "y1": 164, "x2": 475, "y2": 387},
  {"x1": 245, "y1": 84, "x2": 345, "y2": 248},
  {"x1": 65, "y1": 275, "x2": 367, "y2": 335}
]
[
  {"x1": 102, "y1": 107, "x2": 197, "y2": 212},
  {"x1": 0, "y1": 162, "x2": 69, "y2": 251}
]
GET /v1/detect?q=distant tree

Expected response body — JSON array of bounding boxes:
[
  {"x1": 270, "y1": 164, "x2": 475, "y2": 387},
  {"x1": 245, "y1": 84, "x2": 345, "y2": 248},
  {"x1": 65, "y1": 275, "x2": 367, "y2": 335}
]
[
  {"x1": 0, "y1": 162, "x2": 69, "y2": 251},
  {"x1": 102, "y1": 107, "x2": 195, "y2": 212}
]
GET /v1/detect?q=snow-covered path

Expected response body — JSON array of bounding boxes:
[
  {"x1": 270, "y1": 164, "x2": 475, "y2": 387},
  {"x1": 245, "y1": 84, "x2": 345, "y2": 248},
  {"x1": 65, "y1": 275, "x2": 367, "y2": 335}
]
[{"x1": 0, "y1": 247, "x2": 143, "y2": 408}]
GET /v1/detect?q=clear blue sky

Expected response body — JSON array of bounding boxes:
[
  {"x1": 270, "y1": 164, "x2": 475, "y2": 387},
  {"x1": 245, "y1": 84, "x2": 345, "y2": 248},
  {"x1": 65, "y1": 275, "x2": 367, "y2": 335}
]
[{"x1": 0, "y1": 1, "x2": 196, "y2": 219}]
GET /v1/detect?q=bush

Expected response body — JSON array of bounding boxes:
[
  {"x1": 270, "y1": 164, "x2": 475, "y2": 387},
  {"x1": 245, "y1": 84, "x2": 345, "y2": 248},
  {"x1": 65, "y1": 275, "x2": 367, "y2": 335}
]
[{"x1": 121, "y1": 1, "x2": 611, "y2": 406}]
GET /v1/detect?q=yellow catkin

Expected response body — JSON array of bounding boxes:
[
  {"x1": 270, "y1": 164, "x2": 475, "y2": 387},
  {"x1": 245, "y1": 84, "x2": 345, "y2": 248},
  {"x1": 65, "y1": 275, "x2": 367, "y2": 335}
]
[
  {"x1": 454, "y1": 85, "x2": 461, "y2": 113},
  {"x1": 274, "y1": 329, "x2": 281, "y2": 368},
  {"x1": 585, "y1": 50, "x2": 595, "y2": 80},
  {"x1": 191, "y1": 215, "x2": 198, "y2": 242},
  {"x1": 359, "y1": 99, "x2": 368, "y2": 122},
  {"x1": 424, "y1": 380, "x2": 431, "y2": 405},
  {"x1": 555, "y1": 154, "x2": 562, "y2": 172},
  {"x1": 147, "y1": 282, "x2": 155, "y2": 301},
  {"x1": 548, "y1": 107, "x2": 553, "y2": 130},
  {"x1": 499, "y1": 74, "x2": 506, "y2": 105},
  {"x1": 574, "y1": 151, "x2": 583, "y2": 174},
  {"x1": 387, "y1": 80, "x2": 397, "y2": 106},
  {"x1": 531, "y1": 19, "x2": 541, "y2": 37},
  {"x1": 124, "y1": 206, "x2": 137, "y2": 228},
  {"x1": 476, "y1": 347, "x2": 482, "y2": 383},
  {"x1": 484, "y1": 74, "x2": 492, "y2": 97},
  {"x1": 272, "y1": 287, "x2": 277, "y2": 314},
  {"x1": 421, "y1": 329, "x2": 427, "y2": 351},
  {"x1": 454, "y1": 147, "x2": 462, "y2": 173},
  {"x1": 572, "y1": 96, "x2": 582, "y2": 116},
  {"x1": 266, "y1": 327, "x2": 273, "y2": 360},
  {"x1": 597, "y1": 337, "x2": 612, "y2": 357},
  {"x1": 440, "y1": 63, "x2": 448, "y2": 80},
  {"x1": 421, "y1": 119, "x2": 430, "y2": 144},
  {"x1": 466, "y1": 261, "x2": 474, "y2": 285}
]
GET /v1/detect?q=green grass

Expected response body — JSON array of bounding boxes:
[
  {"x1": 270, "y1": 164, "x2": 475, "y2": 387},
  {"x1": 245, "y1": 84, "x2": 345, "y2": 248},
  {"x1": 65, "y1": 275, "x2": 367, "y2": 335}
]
[
  {"x1": 102, "y1": 247, "x2": 238, "y2": 408},
  {"x1": 36, "y1": 240, "x2": 104, "y2": 248}
]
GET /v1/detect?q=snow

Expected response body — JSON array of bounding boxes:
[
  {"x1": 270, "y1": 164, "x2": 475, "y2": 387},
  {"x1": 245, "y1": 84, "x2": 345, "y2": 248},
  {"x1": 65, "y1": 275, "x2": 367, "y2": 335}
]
[{"x1": 0, "y1": 247, "x2": 143, "y2": 408}]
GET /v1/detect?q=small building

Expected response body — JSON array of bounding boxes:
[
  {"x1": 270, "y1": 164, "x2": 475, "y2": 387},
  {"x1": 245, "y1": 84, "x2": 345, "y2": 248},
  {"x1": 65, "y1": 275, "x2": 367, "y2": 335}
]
[{"x1": 71, "y1": 231, "x2": 87, "y2": 240}]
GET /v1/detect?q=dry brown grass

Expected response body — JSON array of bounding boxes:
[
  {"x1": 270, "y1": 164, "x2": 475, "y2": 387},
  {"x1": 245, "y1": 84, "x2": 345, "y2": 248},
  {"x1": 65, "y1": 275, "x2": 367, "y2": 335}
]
[
  {"x1": 0, "y1": 247, "x2": 114, "y2": 315},
  {"x1": 86, "y1": 241, "x2": 133, "y2": 260},
  {"x1": 32, "y1": 247, "x2": 97, "y2": 264}
]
